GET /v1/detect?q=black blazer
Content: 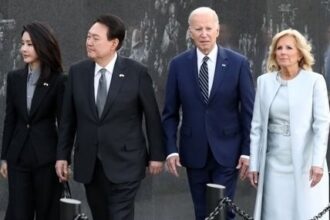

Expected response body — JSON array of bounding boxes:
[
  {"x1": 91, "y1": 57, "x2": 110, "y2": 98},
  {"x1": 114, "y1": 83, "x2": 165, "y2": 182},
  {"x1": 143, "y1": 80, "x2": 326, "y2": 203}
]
[
  {"x1": 57, "y1": 57, "x2": 165, "y2": 184},
  {"x1": 1, "y1": 66, "x2": 66, "y2": 166}
]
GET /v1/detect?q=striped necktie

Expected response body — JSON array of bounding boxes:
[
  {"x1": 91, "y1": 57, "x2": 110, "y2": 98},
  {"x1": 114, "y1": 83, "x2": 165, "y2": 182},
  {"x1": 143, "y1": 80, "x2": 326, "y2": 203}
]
[{"x1": 199, "y1": 56, "x2": 209, "y2": 103}]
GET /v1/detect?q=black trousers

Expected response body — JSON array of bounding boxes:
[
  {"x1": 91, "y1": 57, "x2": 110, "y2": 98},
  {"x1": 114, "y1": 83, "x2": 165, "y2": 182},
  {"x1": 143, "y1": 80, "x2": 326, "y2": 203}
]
[
  {"x1": 5, "y1": 138, "x2": 62, "y2": 220},
  {"x1": 84, "y1": 160, "x2": 141, "y2": 220}
]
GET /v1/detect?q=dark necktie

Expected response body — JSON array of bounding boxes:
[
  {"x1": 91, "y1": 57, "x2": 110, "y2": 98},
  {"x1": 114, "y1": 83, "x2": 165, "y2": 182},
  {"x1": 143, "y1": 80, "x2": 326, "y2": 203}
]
[
  {"x1": 96, "y1": 68, "x2": 107, "y2": 117},
  {"x1": 199, "y1": 56, "x2": 209, "y2": 103}
]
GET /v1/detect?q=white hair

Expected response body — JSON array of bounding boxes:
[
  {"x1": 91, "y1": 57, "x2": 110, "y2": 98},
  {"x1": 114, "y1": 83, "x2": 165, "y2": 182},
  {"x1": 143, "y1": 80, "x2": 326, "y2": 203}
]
[{"x1": 188, "y1": 7, "x2": 219, "y2": 25}]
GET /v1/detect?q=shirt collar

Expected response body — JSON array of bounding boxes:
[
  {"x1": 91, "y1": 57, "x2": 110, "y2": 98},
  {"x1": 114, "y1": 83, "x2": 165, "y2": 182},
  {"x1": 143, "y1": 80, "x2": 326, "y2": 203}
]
[
  {"x1": 196, "y1": 45, "x2": 218, "y2": 64},
  {"x1": 95, "y1": 52, "x2": 118, "y2": 76},
  {"x1": 28, "y1": 65, "x2": 40, "y2": 84}
]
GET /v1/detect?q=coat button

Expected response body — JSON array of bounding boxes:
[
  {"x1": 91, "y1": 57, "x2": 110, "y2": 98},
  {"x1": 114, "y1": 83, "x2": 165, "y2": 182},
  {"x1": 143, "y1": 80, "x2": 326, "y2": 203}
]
[{"x1": 26, "y1": 124, "x2": 30, "y2": 128}]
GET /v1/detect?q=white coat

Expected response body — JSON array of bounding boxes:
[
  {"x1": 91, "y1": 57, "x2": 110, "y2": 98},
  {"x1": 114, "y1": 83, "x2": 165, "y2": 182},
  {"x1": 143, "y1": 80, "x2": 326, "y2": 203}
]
[{"x1": 249, "y1": 70, "x2": 330, "y2": 220}]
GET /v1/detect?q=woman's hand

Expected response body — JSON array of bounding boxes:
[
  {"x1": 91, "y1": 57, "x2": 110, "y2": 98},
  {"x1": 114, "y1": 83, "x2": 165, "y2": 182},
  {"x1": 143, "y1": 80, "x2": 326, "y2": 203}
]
[
  {"x1": 310, "y1": 166, "x2": 323, "y2": 187},
  {"x1": 0, "y1": 160, "x2": 8, "y2": 178},
  {"x1": 248, "y1": 171, "x2": 259, "y2": 188}
]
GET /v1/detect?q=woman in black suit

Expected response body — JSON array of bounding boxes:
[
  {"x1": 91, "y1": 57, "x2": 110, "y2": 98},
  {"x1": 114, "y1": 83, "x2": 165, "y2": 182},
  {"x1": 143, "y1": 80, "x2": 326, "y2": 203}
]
[{"x1": 0, "y1": 21, "x2": 65, "y2": 220}]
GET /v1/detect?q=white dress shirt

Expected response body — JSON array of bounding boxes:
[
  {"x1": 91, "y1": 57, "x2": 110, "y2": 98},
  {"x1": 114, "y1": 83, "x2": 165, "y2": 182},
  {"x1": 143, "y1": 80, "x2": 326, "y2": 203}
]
[
  {"x1": 94, "y1": 53, "x2": 117, "y2": 101},
  {"x1": 196, "y1": 46, "x2": 217, "y2": 96}
]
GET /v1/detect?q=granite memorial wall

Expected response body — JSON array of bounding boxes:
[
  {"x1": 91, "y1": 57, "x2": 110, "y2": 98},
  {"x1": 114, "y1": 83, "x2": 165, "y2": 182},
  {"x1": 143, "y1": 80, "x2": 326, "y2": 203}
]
[{"x1": 0, "y1": 0, "x2": 329, "y2": 219}]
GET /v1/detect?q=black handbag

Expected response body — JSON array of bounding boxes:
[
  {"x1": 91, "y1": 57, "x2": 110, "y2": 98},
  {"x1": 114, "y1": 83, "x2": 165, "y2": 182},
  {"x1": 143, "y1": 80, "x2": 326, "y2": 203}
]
[{"x1": 60, "y1": 182, "x2": 88, "y2": 220}]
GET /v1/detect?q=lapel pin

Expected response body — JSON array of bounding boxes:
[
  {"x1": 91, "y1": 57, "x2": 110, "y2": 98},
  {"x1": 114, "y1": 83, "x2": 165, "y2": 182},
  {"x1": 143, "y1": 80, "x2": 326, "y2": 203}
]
[
  {"x1": 221, "y1": 64, "x2": 226, "y2": 67},
  {"x1": 119, "y1": 74, "x2": 125, "y2": 78},
  {"x1": 43, "y1": 82, "x2": 49, "y2": 86}
]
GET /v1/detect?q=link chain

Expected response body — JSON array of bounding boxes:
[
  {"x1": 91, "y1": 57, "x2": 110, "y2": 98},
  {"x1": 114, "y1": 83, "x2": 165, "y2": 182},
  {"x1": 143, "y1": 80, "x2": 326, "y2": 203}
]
[
  {"x1": 204, "y1": 198, "x2": 226, "y2": 220},
  {"x1": 309, "y1": 203, "x2": 330, "y2": 220},
  {"x1": 205, "y1": 197, "x2": 253, "y2": 220},
  {"x1": 206, "y1": 198, "x2": 330, "y2": 220},
  {"x1": 224, "y1": 197, "x2": 254, "y2": 220},
  {"x1": 74, "y1": 213, "x2": 88, "y2": 220}
]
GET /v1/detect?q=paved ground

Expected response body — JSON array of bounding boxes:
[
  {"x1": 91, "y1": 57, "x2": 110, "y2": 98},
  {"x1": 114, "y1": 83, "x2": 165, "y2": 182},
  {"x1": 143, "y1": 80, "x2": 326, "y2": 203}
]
[{"x1": 0, "y1": 170, "x2": 255, "y2": 220}]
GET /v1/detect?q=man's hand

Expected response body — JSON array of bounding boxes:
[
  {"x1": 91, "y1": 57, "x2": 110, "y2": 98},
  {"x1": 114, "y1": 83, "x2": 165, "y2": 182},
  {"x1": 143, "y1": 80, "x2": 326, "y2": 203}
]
[
  {"x1": 166, "y1": 155, "x2": 182, "y2": 177},
  {"x1": 148, "y1": 161, "x2": 164, "y2": 175},
  {"x1": 0, "y1": 161, "x2": 8, "y2": 178},
  {"x1": 248, "y1": 171, "x2": 259, "y2": 188},
  {"x1": 236, "y1": 157, "x2": 249, "y2": 180},
  {"x1": 310, "y1": 166, "x2": 323, "y2": 187},
  {"x1": 55, "y1": 160, "x2": 69, "y2": 182}
]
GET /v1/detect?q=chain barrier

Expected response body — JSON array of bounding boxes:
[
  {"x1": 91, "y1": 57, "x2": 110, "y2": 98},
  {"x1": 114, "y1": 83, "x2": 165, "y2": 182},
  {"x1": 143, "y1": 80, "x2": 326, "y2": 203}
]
[
  {"x1": 205, "y1": 198, "x2": 227, "y2": 220},
  {"x1": 224, "y1": 197, "x2": 253, "y2": 220},
  {"x1": 309, "y1": 203, "x2": 330, "y2": 220},
  {"x1": 205, "y1": 198, "x2": 330, "y2": 220},
  {"x1": 74, "y1": 213, "x2": 88, "y2": 220},
  {"x1": 205, "y1": 197, "x2": 253, "y2": 220}
]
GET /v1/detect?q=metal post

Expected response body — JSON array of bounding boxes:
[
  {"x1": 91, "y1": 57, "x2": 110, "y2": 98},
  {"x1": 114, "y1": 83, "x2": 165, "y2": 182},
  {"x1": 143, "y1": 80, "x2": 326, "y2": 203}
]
[
  {"x1": 60, "y1": 198, "x2": 82, "y2": 220},
  {"x1": 206, "y1": 183, "x2": 226, "y2": 220}
]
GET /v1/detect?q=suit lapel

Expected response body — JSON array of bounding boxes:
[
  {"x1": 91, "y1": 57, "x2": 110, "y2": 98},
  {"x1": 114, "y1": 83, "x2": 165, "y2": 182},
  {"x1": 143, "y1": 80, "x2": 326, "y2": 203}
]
[
  {"x1": 287, "y1": 70, "x2": 306, "y2": 125},
  {"x1": 209, "y1": 46, "x2": 228, "y2": 103},
  {"x1": 18, "y1": 69, "x2": 29, "y2": 120},
  {"x1": 264, "y1": 73, "x2": 281, "y2": 115},
  {"x1": 100, "y1": 56, "x2": 126, "y2": 120},
  {"x1": 29, "y1": 74, "x2": 54, "y2": 118},
  {"x1": 86, "y1": 61, "x2": 99, "y2": 120},
  {"x1": 190, "y1": 50, "x2": 205, "y2": 104}
]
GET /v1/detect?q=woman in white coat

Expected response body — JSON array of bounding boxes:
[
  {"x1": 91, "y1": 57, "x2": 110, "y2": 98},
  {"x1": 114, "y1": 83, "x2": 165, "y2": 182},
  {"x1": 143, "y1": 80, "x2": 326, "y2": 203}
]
[{"x1": 248, "y1": 28, "x2": 330, "y2": 220}]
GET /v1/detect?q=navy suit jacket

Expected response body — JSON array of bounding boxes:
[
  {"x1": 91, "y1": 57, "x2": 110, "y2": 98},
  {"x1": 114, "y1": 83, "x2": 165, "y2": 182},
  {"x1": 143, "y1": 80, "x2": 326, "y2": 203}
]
[{"x1": 162, "y1": 46, "x2": 255, "y2": 168}]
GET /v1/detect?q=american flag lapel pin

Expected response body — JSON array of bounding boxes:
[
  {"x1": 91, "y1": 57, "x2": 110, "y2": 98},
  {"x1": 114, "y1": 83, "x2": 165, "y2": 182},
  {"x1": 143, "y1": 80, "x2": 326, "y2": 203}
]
[
  {"x1": 43, "y1": 82, "x2": 49, "y2": 86},
  {"x1": 119, "y1": 73, "x2": 125, "y2": 78}
]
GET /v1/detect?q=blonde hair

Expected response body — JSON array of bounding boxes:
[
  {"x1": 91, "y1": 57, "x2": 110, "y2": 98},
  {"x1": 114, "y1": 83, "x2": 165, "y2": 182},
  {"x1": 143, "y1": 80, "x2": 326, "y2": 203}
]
[{"x1": 266, "y1": 28, "x2": 314, "y2": 72}]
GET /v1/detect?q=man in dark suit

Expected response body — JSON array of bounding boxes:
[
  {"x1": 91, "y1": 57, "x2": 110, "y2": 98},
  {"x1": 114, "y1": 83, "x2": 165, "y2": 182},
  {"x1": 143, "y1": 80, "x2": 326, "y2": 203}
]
[
  {"x1": 55, "y1": 14, "x2": 165, "y2": 220},
  {"x1": 162, "y1": 7, "x2": 255, "y2": 220}
]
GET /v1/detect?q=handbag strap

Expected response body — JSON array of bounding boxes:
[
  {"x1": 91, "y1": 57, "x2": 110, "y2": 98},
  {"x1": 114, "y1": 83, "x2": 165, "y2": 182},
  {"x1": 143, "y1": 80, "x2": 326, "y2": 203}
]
[
  {"x1": 74, "y1": 213, "x2": 88, "y2": 220},
  {"x1": 62, "y1": 181, "x2": 72, "y2": 198}
]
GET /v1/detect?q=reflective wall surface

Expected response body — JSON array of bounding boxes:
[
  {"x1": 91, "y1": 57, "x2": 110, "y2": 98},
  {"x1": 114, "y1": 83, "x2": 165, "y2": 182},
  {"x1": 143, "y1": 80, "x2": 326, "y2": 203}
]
[{"x1": 0, "y1": 0, "x2": 329, "y2": 219}]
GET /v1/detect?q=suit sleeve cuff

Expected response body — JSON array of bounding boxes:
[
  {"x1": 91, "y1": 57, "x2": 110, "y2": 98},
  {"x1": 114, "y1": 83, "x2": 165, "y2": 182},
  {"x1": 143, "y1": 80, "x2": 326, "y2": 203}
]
[{"x1": 167, "y1": 153, "x2": 179, "y2": 159}]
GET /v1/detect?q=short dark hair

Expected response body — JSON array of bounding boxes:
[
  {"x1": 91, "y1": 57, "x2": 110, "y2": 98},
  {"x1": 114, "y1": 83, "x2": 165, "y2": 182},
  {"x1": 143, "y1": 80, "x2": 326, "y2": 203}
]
[
  {"x1": 94, "y1": 14, "x2": 126, "y2": 50},
  {"x1": 22, "y1": 21, "x2": 63, "y2": 82}
]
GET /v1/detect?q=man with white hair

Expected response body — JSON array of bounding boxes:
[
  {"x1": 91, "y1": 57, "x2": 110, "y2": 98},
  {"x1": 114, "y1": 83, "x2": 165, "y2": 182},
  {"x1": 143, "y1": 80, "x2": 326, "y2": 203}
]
[{"x1": 162, "y1": 7, "x2": 255, "y2": 220}]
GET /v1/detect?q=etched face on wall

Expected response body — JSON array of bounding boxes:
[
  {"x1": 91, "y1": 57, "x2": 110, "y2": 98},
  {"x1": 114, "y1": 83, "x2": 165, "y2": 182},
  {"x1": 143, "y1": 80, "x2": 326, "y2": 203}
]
[{"x1": 0, "y1": 31, "x2": 3, "y2": 50}]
